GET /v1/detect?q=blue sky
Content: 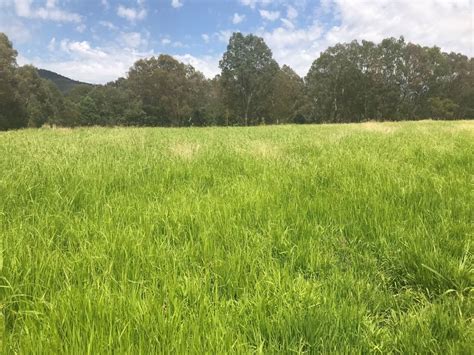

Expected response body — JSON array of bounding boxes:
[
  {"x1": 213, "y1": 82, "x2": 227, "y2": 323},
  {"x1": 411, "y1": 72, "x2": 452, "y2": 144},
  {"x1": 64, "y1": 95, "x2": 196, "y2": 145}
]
[{"x1": 0, "y1": 0, "x2": 472, "y2": 83}]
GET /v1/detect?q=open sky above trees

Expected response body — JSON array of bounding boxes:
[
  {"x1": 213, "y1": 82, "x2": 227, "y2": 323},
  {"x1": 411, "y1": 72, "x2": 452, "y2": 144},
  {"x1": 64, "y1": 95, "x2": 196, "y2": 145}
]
[{"x1": 0, "y1": 0, "x2": 472, "y2": 84}]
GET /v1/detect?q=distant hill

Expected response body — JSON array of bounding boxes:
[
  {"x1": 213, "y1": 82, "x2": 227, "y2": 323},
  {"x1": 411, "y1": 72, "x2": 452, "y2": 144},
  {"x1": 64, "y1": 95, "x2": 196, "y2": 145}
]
[{"x1": 38, "y1": 69, "x2": 93, "y2": 94}]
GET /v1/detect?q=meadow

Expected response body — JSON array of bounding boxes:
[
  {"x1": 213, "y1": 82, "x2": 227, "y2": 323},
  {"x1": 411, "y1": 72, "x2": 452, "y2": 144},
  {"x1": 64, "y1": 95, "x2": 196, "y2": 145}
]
[{"x1": 1, "y1": 120, "x2": 473, "y2": 353}]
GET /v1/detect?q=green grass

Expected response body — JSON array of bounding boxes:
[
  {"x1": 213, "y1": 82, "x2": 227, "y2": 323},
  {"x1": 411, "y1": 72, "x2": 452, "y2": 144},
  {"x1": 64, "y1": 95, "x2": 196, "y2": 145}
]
[{"x1": 1, "y1": 120, "x2": 473, "y2": 353}]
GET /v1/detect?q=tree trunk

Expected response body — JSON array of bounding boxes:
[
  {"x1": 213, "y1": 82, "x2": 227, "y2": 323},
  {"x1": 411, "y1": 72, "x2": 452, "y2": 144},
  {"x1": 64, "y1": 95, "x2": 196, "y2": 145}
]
[{"x1": 244, "y1": 92, "x2": 253, "y2": 126}]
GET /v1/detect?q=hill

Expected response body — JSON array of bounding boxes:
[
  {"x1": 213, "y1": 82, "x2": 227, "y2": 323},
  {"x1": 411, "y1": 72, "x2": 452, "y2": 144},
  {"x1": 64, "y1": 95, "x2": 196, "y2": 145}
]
[{"x1": 38, "y1": 69, "x2": 93, "y2": 93}]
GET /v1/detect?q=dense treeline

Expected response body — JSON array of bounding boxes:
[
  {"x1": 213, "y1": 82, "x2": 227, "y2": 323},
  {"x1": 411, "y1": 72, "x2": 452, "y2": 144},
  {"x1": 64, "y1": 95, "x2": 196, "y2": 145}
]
[{"x1": 0, "y1": 32, "x2": 472, "y2": 130}]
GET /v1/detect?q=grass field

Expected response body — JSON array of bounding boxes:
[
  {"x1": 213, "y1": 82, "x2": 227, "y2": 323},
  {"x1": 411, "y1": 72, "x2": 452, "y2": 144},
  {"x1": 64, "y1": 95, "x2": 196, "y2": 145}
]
[{"x1": 1, "y1": 120, "x2": 473, "y2": 353}]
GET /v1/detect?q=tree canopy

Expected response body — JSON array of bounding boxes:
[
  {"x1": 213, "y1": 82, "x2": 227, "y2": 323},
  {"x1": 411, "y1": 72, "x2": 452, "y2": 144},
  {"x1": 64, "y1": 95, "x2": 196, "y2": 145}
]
[
  {"x1": 219, "y1": 33, "x2": 279, "y2": 125},
  {"x1": 0, "y1": 32, "x2": 472, "y2": 131}
]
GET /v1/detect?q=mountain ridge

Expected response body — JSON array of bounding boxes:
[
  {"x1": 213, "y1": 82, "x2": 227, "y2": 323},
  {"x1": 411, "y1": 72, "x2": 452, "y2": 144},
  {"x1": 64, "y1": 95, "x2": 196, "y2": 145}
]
[{"x1": 38, "y1": 69, "x2": 93, "y2": 93}]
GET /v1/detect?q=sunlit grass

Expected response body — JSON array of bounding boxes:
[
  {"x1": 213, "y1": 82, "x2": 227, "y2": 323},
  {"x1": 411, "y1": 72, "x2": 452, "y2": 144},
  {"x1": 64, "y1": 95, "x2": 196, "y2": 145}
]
[{"x1": 1, "y1": 120, "x2": 473, "y2": 353}]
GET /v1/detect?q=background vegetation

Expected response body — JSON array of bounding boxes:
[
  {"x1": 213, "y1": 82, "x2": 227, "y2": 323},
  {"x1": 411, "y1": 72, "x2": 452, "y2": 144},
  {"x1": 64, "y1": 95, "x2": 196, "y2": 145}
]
[
  {"x1": 1, "y1": 121, "x2": 473, "y2": 352},
  {"x1": 1, "y1": 32, "x2": 473, "y2": 131}
]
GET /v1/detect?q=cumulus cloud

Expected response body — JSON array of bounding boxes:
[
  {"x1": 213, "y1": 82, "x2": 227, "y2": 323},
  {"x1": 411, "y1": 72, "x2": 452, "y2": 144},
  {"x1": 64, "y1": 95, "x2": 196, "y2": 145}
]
[
  {"x1": 121, "y1": 32, "x2": 148, "y2": 48},
  {"x1": 171, "y1": 0, "x2": 183, "y2": 9},
  {"x1": 59, "y1": 39, "x2": 108, "y2": 59},
  {"x1": 101, "y1": 0, "x2": 110, "y2": 10},
  {"x1": 259, "y1": 23, "x2": 324, "y2": 76},
  {"x1": 0, "y1": 17, "x2": 31, "y2": 43},
  {"x1": 117, "y1": 5, "x2": 147, "y2": 22},
  {"x1": 13, "y1": 0, "x2": 473, "y2": 84},
  {"x1": 214, "y1": 30, "x2": 234, "y2": 44},
  {"x1": 76, "y1": 24, "x2": 87, "y2": 33},
  {"x1": 257, "y1": 0, "x2": 474, "y2": 77},
  {"x1": 47, "y1": 37, "x2": 56, "y2": 51},
  {"x1": 324, "y1": 0, "x2": 473, "y2": 55},
  {"x1": 232, "y1": 13, "x2": 245, "y2": 25},
  {"x1": 20, "y1": 37, "x2": 220, "y2": 84},
  {"x1": 259, "y1": 10, "x2": 280, "y2": 21},
  {"x1": 239, "y1": 0, "x2": 272, "y2": 9},
  {"x1": 286, "y1": 5, "x2": 298, "y2": 20},
  {"x1": 13, "y1": 0, "x2": 81, "y2": 22},
  {"x1": 174, "y1": 54, "x2": 220, "y2": 78},
  {"x1": 99, "y1": 21, "x2": 118, "y2": 30},
  {"x1": 19, "y1": 39, "x2": 152, "y2": 83}
]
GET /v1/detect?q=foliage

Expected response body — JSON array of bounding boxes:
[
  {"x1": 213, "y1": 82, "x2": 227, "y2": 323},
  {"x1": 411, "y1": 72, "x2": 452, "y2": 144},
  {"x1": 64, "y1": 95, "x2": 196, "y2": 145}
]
[
  {"x1": 0, "y1": 32, "x2": 473, "y2": 130},
  {"x1": 219, "y1": 33, "x2": 279, "y2": 125},
  {"x1": 17, "y1": 65, "x2": 64, "y2": 127},
  {"x1": 305, "y1": 37, "x2": 473, "y2": 122},
  {"x1": 0, "y1": 33, "x2": 27, "y2": 130}
]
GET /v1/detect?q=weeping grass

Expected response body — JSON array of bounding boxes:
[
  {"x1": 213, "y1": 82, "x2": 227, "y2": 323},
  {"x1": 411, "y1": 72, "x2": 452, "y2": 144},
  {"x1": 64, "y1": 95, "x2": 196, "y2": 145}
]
[{"x1": 1, "y1": 120, "x2": 473, "y2": 353}]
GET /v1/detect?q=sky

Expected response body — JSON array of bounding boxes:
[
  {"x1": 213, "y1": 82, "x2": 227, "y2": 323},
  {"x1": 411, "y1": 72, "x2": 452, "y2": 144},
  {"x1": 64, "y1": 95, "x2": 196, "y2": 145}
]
[{"x1": 0, "y1": 0, "x2": 472, "y2": 84}]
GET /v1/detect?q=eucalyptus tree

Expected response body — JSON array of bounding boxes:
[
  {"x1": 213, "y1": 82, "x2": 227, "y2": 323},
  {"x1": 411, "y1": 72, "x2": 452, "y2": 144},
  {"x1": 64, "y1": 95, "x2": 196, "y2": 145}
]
[
  {"x1": 219, "y1": 33, "x2": 279, "y2": 125},
  {"x1": 267, "y1": 65, "x2": 305, "y2": 124},
  {"x1": 0, "y1": 33, "x2": 26, "y2": 130},
  {"x1": 127, "y1": 54, "x2": 208, "y2": 126},
  {"x1": 17, "y1": 65, "x2": 64, "y2": 127}
]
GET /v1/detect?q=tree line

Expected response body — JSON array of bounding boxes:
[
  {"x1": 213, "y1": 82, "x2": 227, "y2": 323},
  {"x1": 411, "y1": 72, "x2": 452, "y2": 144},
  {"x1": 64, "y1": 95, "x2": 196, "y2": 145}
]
[{"x1": 1, "y1": 32, "x2": 472, "y2": 130}]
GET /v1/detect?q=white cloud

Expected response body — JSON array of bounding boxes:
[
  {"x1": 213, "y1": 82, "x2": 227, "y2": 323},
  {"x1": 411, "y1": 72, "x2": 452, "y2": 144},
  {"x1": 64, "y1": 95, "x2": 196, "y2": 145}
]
[
  {"x1": 59, "y1": 40, "x2": 108, "y2": 59},
  {"x1": 13, "y1": 0, "x2": 473, "y2": 85},
  {"x1": 280, "y1": 18, "x2": 294, "y2": 30},
  {"x1": 0, "y1": 17, "x2": 31, "y2": 43},
  {"x1": 259, "y1": 23, "x2": 324, "y2": 76},
  {"x1": 323, "y1": 0, "x2": 473, "y2": 56},
  {"x1": 259, "y1": 10, "x2": 280, "y2": 21},
  {"x1": 47, "y1": 37, "x2": 56, "y2": 51},
  {"x1": 20, "y1": 39, "x2": 153, "y2": 83},
  {"x1": 286, "y1": 5, "x2": 298, "y2": 20},
  {"x1": 14, "y1": 0, "x2": 81, "y2": 22},
  {"x1": 14, "y1": 0, "x2": 32, "y2": 17},
  {"x1": 257, "y1": 0, "x2": 474, "y2": 78},
  {"x1": 214, "y1": 30, "x2": 233, "y2": 44},
  {"x1": 101, "y1": 0, "x2": 110, "y2": 10},
  {"x1": 171, "y1": 0, "x2": 183, "y2": 8},
  {"x1": 45, "y1": 0, "x2": 57, "y2": 8},
  {"x1": 174, "y1": 54, "x2": 220, "y2": 78},
  {"x1": 117, "y1": 5, "x2": 147, "y2": 22},
  {"x1": 232, "y1": 13, "x2": 245, "y2": 25},
  {"x1": 99, "y1": 21, "x2": 118, "y2": 30},
  {"x1": 76, "y1": 24, "x2": 87, "y2": 33},
  {"x1": 20, "y1": 38, "x2": 219, "y2": 84},
  {"x1": 121, "y1": 32, "x2": 148, "y2": 48},
  {"x1": 239, "y1": 0, "x2": 272, "y2": 9}
]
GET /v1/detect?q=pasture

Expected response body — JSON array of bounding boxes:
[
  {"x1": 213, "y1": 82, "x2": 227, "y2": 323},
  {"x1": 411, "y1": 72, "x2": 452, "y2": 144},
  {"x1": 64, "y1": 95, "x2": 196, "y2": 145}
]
[{"x1": 1, "y1": 121, "x2": 473, "y2": 353}]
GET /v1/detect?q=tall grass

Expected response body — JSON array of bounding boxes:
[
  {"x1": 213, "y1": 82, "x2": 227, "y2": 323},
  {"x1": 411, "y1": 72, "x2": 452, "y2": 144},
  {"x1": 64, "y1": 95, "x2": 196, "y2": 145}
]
[{"x1": 1, "y1": 120, "x2": 473, "y2": 353}]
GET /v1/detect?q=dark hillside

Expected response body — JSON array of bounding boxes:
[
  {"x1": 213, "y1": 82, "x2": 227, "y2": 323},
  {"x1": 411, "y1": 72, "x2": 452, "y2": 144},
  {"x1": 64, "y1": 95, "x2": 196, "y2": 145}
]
[{"x1": 38, "y1": 69, "x2": 93, "y2": 93}]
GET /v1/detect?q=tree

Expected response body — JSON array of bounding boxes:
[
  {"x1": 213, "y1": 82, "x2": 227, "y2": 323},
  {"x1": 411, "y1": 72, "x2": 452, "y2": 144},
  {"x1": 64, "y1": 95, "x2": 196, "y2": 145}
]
[
  {"x1": 267, "y1": 65, "x2": 305, "y2": 124},
  {"x1": 305, "y1": 41, "x2": 366, "y2": 123},
  {"x1": 443, "y1": 54, "x2": 474, "y2": 118},
  {"x1": 428, "y1": 97, "x2": 459, "y2": 119},
  {"x1": 127, "y1": 55, "x2": 208, "y2": 126},
  {"x1": 219, "y1": 33, "x2": 279, "y2": 125},
  {"x1": 17, "y1": 65, "x2": 64, "y2": 127},
  {"x1": 2, "y1": 30, "x2": 473, "y2": 129},
  {"x1": 0, "y1": 33, "x2": 27, "y2": 130}
]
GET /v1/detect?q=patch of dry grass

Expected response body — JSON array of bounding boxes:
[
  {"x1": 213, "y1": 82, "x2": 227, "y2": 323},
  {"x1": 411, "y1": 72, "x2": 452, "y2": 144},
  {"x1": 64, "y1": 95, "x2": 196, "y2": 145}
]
[
  {"x1": 169, "y1": 141, "x2": 201, "y2": 159},
  {"x1": 357, "y1": 121, "x2": 399, "y2": 133}
]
